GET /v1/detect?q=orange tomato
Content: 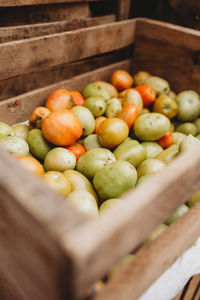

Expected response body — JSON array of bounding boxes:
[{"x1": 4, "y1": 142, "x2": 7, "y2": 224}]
[
  {"x1": 136, "y1": 85, "x2": 156, "y2": 107},
  {"x1": 66, "y1": 143, "x2": 86, "y2": 160},
  {"x1": 111, "y1": 70, "x2": 133, "y2": 91},
  {"x1": 45, "y1": 89, "x2": 73, "y2": 111},
  {"x1": 70, "y1": 91, "x2": 85, "y2": 106},
  {"x1": 29, "y1": 106, "x2": 50, "y2": 130},
  {"x1": 16, "y1": 156, "x2": 44, "y2": 176},
  {"x1": 153, "y1": 95, "x2": 178, "y2": 119},
  {"x1": 98, "y1": 118, "x2": 129, "y2": 148},
  {"x1": 95, "y1": 116, "x2": 107, "y2": 134},
  {"x1": 118, "y1": 104, "x2": 138, "y2": 129},
  {"x1": 42, "y1": 110, "x2": 82, "y2": 146},
  {"x1": 157, "y1": 130, "x2": 173, "y2": 149}
]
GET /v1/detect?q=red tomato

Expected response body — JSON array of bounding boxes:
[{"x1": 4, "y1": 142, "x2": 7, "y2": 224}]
[
  {"x1": 157, "y1": 130, "x2": 173, "y2": 149},
  {"x1": 136, "y1": 85, "x2": 156, "y2": 107},
  {"x1": 70, "y1": 91, "x2": 85, "y2": 106},
  {"x1": 118, "y1": 104, "x2": 138, "y2": 129},
  {"x1": 66, "y1": 143, "x2": 86, "y2": 160}
]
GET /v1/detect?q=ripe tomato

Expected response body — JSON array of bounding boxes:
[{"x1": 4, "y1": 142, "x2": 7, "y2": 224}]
[
  {"x1": 46, "y1": 89, "x2": 73, "y2": 111},
  {"x1": 157, "y1": 130, "x2": 173, "y2": 149},
  {"x1": 111, "y1": 70, "x2": 133, "y2": 91},
  {"x1": 70, "y1": 91, "x2": 85, "y2": 106},
  {"x1": 118, "y1": 104, "x2": 138, "y2": 129},
  {"x1": 66, "y1": 143, "x2": 86, "y2": 160},
  {"x1": 16, "y1": 156, "x2": 44, "y2": 176},
  {"x1": 29, "y1": 106, "x2": 50, "y2": 130},
  {"x1": 136, "y1": 85, "x2": 156, "y2": 107}
]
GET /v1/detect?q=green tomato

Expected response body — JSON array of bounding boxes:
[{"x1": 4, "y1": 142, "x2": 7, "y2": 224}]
[
  {"x1": 114, "y1": 140, "x2": 146, "y2": 167},
  {"x1": 76, "y1": 148, "x2": 116, "y2": 179},
  {"x1": 188, "y1": 190, "x2": 200, "y2": 207},
  {"x1": 83, "y1": 134, "x2": 102, "y2": 151},
  {"x1": 194, "y1": 118, "x2": 200, "y2": 134},
  {"x1": 136, "y1": 174, "x2": 153, "y2": 186},
  {"x1": 165, "y1": 204, "x2": 189, "y2": 225},
  {"x1": 93, "y1": 160, "x2": 137, "y2": 200},
  {"x1": 66, "y1": 190, "x2": 99, "y2": 218},
  {"x1": 82, "y1": 83, "x2": 110, "y2": 101},
  {"x1": 27, "y1": 129, "x2": 52, "y2": 161},
  {"x1": 134, "y1": 113, "x2": 170, "y2": 141},
  {"x1": 72, "y1": 106, "x2": 95, "y2": 136},
  {"x1": 156, "y1": 144, "x2": 179, "y2": 164},
  {"x1": 176, "y1": 90, "x2": 200, "y2": 121},
  {"x1": 0, "y1": 136, "x2": 29, "y2": 156},
  {"x1": 105, "y1": 98, "x2": 122, "y2": 118},
  {"x1": 172, "y1": 132, "x2": 186, "y2": 146},
  {"x1": 0, "y1": 122, "x2": 13, "y2": 139},
  {"x1": 144, "y1": 76, "x2": 170, "y2": 96},
  {"x1": 141, "y1": 142, "x2": 163, "y2": 159},
  {"x1": 122, "y1": 88, "x2": 143, "y2": 114},
  {"x1": 12, "y1": 124, "x2": 29, "y2": 141},
  {"x1": 99, "y1": 198, "x2": 122, "y2": 213},
  {"x1": 137, "y1": 159, "x2": 166, "y2": 178},
  {"x1": 84, "y1": 96, "x2": 106, "y2": 117},
  {"x1": 44, "y1": 147, "x2": 76, "y2": 172},
  {"x1": 176, "y1": 122, "x2": 197, "y2": 136},
  {"x1": 179, "y1": 134, "x2": 200, "y2": 153}
]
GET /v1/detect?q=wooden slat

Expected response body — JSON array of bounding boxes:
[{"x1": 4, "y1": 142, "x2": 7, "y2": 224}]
[
  {"x1": 0, "y1": 19, "x2": 135, "y2": 81},
  {"x1": 0, "y1": 146, "x2": 87, "y2": 300},
  {"x1": 193, "y1": 282, "x2": 200, "y2": 300},
  {"x1": 117, "y1": 0, "x2": 131, "y2": 20},
  {"x1": 0, "y1": 3, "x2": 90, "y2": 26},
  {"x1": 93, "y1": 205, "x2": 200, "y2": 300},
  {"x1": 133, "y1": 18, "x2": 200, "y2": 94},
  {"x1": 0, "y1": 0, "x2": 105, "y2": 6},
  {"x1": 0, "y1": 59, "x2": 131, "y2": 124},
  {"x1": 173, "y1": 288, "x2": 184, "y2": 300},
  {"x1": 0, "y1": 15, "x2": 116, "y2": 43},
  {"x1": 182, "y1": 275, "x2": 200, "y2": 300},
  {"x1": 0, "y1": 46, "x2": 132, "y2": 101},
  {"x1": 63, "y1": 144, "x2": 200, "y2": 300}
]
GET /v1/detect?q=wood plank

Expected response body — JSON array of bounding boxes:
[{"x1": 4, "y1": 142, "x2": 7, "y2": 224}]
[
  {"x1": 0, "y1": 3, "x2": 90, "y2": 26},
  {"x1": 117, "y1": 0, "x2": 130, "y2": 20},
  {"x1": 133, "y1": 18, "x2": 200, "y2": 94},
  {"x1": 0, "y1": 19, "x2": 135, "y2": 81},
  {"x1": 0, "y1": 15, "x2": 116, "y2": 43},
  {"x1": 193, "y1": 282, "x2": 200, "y2": 300},
  {"x1": 183, "y1": 275, "x2": 200, "y2": 300},
  {"x1": 92, "y1": 205, "x2": 200, "y2": 300},
  {"x1": 63, "y1": 144, "x2": 200, "y2": 299},
  {"x1": 173, "y1": 288, "x2": 184, "y2": 300},
  {"x1": 0, "y1": 59, "x2": 131, "y2": 124},
  {"x1": 0, "y1": 146, "x2": 87, "y2": 300},
  {"x1": 0, "y1": 0, "x2": 104, "y2": 6},
  {"x1": 0, "y1": 46, "x2": 131, "y2": 101}
]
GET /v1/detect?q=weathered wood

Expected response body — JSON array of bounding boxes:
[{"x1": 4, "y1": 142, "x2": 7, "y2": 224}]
[
  {"x1": 0, "y1": 19, "x2": 135, "y2": 81},
  {"x1": 182, "y1": 275, "x2": 200, "y2": 300},
  {"x1": 0, "y1": 15, "x2": 116, "y2": 43},
  {"x1": 133, "y1": 18, "x2": 200, "y2": 94},
  {"x1": 193, "y1": 282, "x2": 200, "y2": 300},
  {"x1": 0, "y1": 3, "x2": 90, "y2": 26},
  {"x1": 0, "y1": 146, "x2": 87, "y2": 300},
  {"x1": 64, "y1": 144, "x2": 200, "y2": 299},
  {"x1": 0, "y1": 46, "x2": 132, "y2": 101},
  {"x1": 117, "y1": 0, "x2": 130, "y2": 20},
  {"x1": 0, "y1": 0, "x2": 104, "y2": 5},
  {"x1": 92, "y1": 204, "x2": 200, "y2": 300},
  {"x1": 0, "y1": 59, "x2": 131, "y2": 124}
]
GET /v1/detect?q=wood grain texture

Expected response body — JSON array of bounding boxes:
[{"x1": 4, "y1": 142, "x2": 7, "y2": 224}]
[
  {"x1": 0, "y1": 46, "x2": 132, "y2": 101},
  {"x1": 0, "y1": 3, "x2": 90, "y2": 26},
  {"x1": 93, "y1": 207, "x2": 200, "y2": 300},
  {"x1": 182, "y1": 275, "x2": 200, "y2": 300},
  {"x1": 64, "y1": 144, "x2": 200, "y2": 299},
  {"x1": 117, "y1": 0, "x2": 130, "y2": 20},
  {"x1": 133, "y1": 18, "x2": 200, "y2": 94},
  {"x1": 0, "y1": 146, "x2": 87, "y2": 300},
  {"x1": 0, "y1": 15, "x2": 116, "y2": 43},
  {"x1": 0, "y1": 0, "x2": 104, "y2": 5},
  {"x1": 0, "y1": 19, "x2": 135, "y2": 81},
  {"x1": 0, "y1": 59, "x2": 131, "y2": 124}
]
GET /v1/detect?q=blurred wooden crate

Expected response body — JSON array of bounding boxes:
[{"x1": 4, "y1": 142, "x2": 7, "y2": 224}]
[{"x1": 0, "y1": 17, "x2": 200, "y2": 300}]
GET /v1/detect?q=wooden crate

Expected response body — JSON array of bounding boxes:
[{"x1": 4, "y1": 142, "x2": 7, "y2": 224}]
[
  {"x1": 0, "y1": 18, "x2": 200, "y2": 300},
  {"x1": 0, "y1": 0, "x2": 131, "y2": 100}
]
